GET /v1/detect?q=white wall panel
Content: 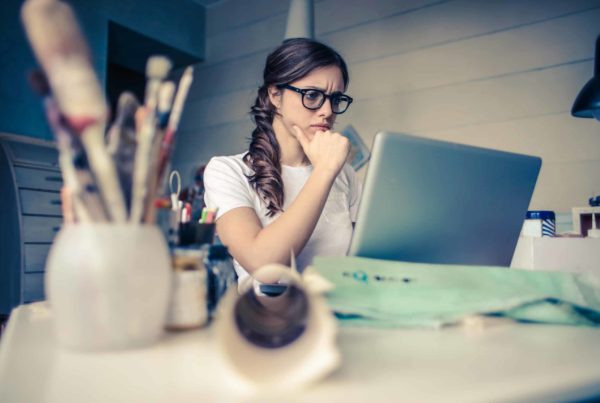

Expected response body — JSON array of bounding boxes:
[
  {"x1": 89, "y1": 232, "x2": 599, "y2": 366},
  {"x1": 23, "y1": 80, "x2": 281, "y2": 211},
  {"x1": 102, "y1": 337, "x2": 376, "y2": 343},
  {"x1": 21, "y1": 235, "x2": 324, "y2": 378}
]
[
  {"x1": 206, "y1": 0, "x2": 288, "y2": 37},
  {"x1": 186, "y1": 51, "x2": 268, "y2": 100},
  {"x1": 175, "y1": 118, "x2": 253, "y2": 176},
  {"x1": 423, "y1": 113, "x2": 600, "y2": 163},
  {"x1": 316, "y1": 0, "x2": 443, "y2": 36},
  {"x1": 173, "y1": 0, "x2": 600, "y2": 212},
  {"x1": 325, "y1": 0, "x2": 600, "y2": 63},
  {"x1": 349, "y1": 9, "x2": 600, "y2": 99},
  {"x1": 344, "y1": 61, "x2": 591, "y2": 140},
  {"x1": 206, "y1": 13, "x2": 286, "y2": 63},
  {"x1": 179, "y1": 88, "x2": 255, "y2": 131},
  {"x1": 531, "y1": 160, "x2": 600, "y2": 211}
]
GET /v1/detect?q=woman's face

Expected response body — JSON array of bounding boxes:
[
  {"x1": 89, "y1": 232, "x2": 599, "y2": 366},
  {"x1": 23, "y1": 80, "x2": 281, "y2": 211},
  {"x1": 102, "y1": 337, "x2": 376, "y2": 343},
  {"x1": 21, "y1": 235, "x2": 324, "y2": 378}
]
[{"x1": 270, "y1": 65, "x2": 345, "y2": 142}]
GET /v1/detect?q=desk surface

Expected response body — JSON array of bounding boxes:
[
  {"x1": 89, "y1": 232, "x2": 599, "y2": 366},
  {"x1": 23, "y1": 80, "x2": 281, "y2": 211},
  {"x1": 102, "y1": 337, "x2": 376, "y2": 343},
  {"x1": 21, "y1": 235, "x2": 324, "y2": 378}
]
[{"x1": 1, "y1": 303, "x2": 600, "y2": 403}]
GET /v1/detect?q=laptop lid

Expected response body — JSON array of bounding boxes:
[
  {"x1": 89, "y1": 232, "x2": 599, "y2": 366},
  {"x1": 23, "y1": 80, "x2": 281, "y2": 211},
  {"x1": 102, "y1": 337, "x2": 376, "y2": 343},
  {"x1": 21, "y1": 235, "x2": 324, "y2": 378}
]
[{"x1": 349, "y1": 131, "x2": 541, "y2": 266}]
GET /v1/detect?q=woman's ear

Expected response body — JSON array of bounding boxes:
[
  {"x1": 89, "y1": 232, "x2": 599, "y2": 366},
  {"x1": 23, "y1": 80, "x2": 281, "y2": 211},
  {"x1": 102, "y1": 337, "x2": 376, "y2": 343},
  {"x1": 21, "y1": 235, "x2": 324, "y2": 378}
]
[{"x1": 268, "y1": 85, "x2": 282, "y2": 109}]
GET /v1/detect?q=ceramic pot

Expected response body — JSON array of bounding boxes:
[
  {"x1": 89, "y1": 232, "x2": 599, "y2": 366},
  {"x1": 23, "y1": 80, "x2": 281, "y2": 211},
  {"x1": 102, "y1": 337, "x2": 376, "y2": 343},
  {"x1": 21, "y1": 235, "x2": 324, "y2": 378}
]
[{"x1": 45, "y1": 224, "x2": 172, "y2": 351}]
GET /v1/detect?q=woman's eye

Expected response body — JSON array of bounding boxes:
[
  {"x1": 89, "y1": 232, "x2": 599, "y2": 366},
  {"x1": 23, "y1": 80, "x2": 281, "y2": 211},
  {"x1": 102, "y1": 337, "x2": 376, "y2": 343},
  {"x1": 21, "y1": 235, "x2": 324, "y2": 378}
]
[{"x1": 305, "y1": 90, "x2": 321, "y2": 100}]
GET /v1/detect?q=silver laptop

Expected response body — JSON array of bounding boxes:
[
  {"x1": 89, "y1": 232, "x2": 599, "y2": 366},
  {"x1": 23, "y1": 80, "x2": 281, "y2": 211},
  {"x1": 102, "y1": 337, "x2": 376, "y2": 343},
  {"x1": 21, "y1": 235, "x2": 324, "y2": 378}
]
[{"x1": 349, "y1": 131, "x2": 541, "y2": 267}]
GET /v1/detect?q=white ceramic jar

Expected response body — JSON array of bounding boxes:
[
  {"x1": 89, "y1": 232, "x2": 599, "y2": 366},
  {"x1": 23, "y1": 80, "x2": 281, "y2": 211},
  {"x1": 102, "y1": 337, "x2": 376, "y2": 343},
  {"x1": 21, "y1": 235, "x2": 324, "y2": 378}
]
[{"x1": 45, "y1": 224, "x2": 172, "y2": 351}]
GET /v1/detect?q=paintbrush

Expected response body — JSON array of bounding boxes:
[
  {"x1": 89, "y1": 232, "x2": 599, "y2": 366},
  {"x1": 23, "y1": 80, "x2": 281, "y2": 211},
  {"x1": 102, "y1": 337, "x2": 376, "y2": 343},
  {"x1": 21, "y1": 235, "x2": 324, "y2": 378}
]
[
  {"x1": 143, "y1": 81, "x2": 176, "y2": 223},
  {"x1": 27, "y1": 69, "x2": 108, "y2": 222},
  {"x1": 21, "y1": 0, "x2": 127, "y2": 222},
  {"x1": 156, "y1": 66, "x2": 194, "y2": 191},
  {"x1": 130, "y1": 56, "x2": 172, "y2": 223},
  {"x1": 106, "y1": 92, "x2": 139, "y2": 213},
  {"x1": 157, "y1": 81, "x2": 176, "y2": 129}
]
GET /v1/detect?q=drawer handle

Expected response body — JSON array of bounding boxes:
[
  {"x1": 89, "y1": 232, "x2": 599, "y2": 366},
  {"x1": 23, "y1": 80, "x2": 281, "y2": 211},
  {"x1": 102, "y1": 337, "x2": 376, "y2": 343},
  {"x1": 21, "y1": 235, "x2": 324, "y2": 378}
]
[
  {"x1": 45, "y1": 176, "x2": 63, "y2": 183},
  {"x1": 50, "y1": 200, "x2": 62, "y2": 206},
  {"x1": 52, "y1": 226, "x2": 61, "y2": 232}
]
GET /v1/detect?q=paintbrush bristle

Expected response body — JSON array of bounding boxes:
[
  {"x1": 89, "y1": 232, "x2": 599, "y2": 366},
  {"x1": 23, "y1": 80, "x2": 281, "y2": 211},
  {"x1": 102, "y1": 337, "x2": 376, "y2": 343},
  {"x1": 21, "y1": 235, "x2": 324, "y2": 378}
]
[
  {"x1": 182, "y1": 66, "x2": 193, "y2": 79},
  {"x1": 27, "y1": 69, "x2": 51, "y2": 97},
  {"x1": 146, "y1": 56, "x2": 172, "y2": 80},
  {"x1": 117, "y1": 91, "x2": 140, "y2": 117}
]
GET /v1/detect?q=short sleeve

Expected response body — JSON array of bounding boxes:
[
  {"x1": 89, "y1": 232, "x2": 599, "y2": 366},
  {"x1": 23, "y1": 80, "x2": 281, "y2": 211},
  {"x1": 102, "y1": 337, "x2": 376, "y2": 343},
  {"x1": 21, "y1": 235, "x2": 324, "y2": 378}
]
[
  {"x1": 345, "y1": 164, "x2": 363, "y2": 222},
  {"x1": 203, "y1": 157, "x2": 255, "y2": 220}
]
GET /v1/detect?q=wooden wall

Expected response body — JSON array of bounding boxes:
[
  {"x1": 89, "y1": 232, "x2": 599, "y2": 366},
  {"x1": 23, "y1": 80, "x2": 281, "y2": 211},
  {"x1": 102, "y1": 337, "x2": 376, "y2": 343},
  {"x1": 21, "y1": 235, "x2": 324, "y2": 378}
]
[{"x1": 173, "y1": 0, "x2": 600, "y2": 212}]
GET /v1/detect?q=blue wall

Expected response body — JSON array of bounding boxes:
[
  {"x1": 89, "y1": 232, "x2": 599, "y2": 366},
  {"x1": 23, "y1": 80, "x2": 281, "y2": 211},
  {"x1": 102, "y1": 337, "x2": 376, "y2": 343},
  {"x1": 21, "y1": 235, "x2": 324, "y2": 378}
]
[{"x1": 0, "y1": 0, "x2": 205, "y2": 140}]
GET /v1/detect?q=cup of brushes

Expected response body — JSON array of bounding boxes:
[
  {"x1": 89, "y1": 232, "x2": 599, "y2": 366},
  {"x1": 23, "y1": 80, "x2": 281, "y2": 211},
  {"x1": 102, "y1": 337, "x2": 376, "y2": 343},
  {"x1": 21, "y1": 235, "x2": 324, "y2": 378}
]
[{"x1": 22, "y1": 0, "x2": 194, "y2": 351}]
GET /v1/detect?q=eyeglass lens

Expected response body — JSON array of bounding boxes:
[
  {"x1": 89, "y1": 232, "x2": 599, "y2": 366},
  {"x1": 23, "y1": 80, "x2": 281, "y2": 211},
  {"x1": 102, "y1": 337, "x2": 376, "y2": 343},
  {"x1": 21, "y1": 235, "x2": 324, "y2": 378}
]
[{"x1": 303, "y1": 90, "x2": 350, "y2": 113}]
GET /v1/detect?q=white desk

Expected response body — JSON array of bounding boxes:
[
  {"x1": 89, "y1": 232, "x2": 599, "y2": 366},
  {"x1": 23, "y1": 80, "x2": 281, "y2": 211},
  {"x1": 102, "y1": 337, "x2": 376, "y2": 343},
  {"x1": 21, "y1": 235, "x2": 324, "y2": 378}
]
[{"x1": 1, "y1": 303, "x2": 600, "y2": 402}]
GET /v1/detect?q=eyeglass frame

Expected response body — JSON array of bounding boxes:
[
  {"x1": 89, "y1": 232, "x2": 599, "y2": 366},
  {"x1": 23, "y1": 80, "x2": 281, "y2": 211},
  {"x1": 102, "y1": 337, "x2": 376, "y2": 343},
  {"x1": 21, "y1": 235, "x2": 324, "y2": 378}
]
[{"x1": 276, "y1": 83, "x2": 353, "y2": 114}]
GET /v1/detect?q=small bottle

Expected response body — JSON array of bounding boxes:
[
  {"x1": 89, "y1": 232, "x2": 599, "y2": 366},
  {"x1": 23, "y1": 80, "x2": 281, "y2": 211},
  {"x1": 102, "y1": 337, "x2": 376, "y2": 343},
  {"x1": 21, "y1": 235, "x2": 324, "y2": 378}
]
[
  {"x1": 205, "y1": 245, "x2": 237, "y2": 317},
  {"x1": 522, "y1": 210, "x2": 556, "y2": 238},
  {"x1": 165, "y1": 247, "x2": 208, "y2": 330}
]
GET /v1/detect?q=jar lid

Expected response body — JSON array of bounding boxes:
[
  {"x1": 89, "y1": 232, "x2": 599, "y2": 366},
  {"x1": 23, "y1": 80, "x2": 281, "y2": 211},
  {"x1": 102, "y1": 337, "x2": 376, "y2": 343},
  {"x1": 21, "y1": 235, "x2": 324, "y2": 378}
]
[
  {"x1": 172, "y1": 246, "x2": 205, "y2": 257},
  {"x1": 526, "y1": 210, "x2": 555, "y2": 220}
]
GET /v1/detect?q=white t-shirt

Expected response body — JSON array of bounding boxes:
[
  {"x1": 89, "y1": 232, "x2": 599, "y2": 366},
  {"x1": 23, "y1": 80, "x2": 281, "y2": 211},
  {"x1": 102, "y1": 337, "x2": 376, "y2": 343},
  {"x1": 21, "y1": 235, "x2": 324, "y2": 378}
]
[{"x1": 204, "y1": 153, "x2": 361, "y2": 285}]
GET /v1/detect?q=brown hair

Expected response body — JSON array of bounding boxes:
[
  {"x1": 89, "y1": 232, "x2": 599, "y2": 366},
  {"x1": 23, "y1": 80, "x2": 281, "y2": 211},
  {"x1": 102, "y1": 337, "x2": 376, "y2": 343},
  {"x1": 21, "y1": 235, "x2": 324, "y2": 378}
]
[{"x1": 243, "y1": 38, "x2": 349, "y2": 217}]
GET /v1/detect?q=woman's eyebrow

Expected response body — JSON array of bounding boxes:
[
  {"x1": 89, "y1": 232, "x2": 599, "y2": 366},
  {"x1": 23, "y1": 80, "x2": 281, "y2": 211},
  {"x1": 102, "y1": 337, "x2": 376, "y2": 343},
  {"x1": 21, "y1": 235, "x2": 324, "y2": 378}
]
[
  {"x1": 304, "y1": 85, "x2": 346, "y2": 94},
  {"x1": 303, "y1": 85, "x2": 327, "y2": 91}
]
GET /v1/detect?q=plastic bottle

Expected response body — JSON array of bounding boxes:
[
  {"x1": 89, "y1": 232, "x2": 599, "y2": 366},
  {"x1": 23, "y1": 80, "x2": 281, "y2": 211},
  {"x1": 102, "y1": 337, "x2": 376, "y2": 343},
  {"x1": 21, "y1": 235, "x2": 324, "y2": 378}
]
[{"x1": 205, "y1": 245, "x2": 237, "y2": 317}]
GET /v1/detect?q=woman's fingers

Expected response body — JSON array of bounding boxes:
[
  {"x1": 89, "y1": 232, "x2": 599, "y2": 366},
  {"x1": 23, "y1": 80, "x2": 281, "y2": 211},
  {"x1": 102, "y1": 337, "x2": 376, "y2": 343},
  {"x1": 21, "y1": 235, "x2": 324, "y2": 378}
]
[{"x1": 292, "y1": 125, "x2": 349, "y2": 175}]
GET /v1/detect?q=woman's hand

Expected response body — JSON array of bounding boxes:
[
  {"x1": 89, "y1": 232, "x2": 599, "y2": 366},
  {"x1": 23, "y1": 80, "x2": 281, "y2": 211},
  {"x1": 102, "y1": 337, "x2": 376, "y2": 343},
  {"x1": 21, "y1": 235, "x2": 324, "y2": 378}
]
[{"x1": 293, "y1": 125, "x2": 350, "y2": 177}]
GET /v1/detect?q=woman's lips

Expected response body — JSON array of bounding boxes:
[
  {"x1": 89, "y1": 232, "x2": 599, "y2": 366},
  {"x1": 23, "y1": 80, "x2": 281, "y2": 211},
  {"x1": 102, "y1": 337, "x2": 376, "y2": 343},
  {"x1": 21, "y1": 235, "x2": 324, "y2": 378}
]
[{"x1": 310, "y1": 124, "x2": 330, "y2": 131}]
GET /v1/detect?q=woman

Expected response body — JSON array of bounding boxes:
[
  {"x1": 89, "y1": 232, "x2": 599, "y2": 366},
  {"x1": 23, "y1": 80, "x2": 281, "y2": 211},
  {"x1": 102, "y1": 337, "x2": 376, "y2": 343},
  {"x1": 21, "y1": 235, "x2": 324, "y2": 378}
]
[{"x1": 204, "y1": 38, "x2": 361, "y2": 286}]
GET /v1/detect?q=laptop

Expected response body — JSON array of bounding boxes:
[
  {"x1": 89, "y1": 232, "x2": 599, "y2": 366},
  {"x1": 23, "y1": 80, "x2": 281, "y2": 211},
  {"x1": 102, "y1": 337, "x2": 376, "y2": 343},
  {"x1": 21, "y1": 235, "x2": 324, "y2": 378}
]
[{"x1": 348, "y1": 131, "x2": 541, "y2": 267}]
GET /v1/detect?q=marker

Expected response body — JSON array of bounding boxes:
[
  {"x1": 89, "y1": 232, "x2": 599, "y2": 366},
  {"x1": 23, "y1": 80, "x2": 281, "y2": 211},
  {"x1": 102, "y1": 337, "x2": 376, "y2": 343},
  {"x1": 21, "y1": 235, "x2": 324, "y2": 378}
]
[{"x1": 200, "y1": 207, "x2": 208, "y2": 224}]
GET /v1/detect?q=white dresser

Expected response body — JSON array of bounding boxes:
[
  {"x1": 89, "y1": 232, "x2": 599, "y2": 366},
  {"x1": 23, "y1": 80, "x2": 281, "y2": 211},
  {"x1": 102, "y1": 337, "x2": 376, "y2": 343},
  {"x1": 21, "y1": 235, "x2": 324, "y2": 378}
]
[{"x1": 0, "y1": 133, "x2": 62, "y2": 315}]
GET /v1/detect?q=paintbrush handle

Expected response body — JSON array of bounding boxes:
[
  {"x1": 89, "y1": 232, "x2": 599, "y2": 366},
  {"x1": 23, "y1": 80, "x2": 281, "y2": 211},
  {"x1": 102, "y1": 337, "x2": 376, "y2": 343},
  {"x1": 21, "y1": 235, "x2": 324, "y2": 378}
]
[
  {"x1": 21, "y1": 0, "x2": 106, "y2": 121},
  {"x1": 45, "y1": 98, "x2": 109, "y2": 222}
]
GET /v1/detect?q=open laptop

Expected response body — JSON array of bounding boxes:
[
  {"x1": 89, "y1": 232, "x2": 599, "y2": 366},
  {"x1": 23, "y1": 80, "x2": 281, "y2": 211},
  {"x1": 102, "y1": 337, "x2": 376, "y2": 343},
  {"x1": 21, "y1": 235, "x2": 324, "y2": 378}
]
[{"x1": 348, "y1": 131, "x2": 541, "y2": 267}]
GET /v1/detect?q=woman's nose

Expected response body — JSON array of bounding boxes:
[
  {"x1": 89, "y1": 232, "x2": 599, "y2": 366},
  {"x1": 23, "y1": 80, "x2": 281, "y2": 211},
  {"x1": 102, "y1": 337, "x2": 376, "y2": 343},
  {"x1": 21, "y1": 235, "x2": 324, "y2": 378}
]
[{"x1": 317, "y1": 97, "x2": 334, "y2": 117}]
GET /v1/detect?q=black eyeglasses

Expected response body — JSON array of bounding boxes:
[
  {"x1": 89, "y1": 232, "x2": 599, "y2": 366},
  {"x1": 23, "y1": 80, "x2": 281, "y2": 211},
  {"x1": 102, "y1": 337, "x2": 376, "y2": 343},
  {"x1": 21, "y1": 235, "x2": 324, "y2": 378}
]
[{"x1": 277, "y1": 84, "x2": 353, "y2": 114}]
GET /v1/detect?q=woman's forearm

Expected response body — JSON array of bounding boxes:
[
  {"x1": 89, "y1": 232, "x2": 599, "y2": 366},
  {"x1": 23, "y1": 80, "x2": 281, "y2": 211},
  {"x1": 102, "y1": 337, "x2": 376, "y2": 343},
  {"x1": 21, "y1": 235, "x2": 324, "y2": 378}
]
[{"x1": 243, "y1": 167, "x2": 336, "y2": 272}]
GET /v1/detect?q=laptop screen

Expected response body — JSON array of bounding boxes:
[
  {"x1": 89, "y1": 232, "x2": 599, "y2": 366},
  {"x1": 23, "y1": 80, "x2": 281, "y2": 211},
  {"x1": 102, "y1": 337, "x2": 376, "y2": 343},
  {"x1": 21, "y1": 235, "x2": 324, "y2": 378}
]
[{"x1": 349, "y1": 131, "x2": 541, "y2": 267}]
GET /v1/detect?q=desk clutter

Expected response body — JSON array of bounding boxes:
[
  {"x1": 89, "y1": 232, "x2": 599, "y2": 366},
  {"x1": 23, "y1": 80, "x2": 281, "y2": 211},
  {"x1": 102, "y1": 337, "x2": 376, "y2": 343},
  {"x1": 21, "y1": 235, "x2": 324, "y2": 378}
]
[
  {"x1": 314, "y1": 256, "x2": 600, "y2": 329},
  {"x1": 512, "y1": 205, "x2": 600, "y2": 274},
  {"x1": 18, "y1": 0, "x2": 600, "y2": 395},
  {"x1": 22, "y1": 0, "x2": 192, "y2": 225},
  {"x1": 19, "y1": 0, "x2": 340, "y2": 393}
]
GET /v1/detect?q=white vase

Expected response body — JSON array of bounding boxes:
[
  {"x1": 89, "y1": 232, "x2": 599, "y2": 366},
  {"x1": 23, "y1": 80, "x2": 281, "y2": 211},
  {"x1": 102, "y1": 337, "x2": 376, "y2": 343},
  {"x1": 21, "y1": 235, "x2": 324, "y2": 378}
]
[{"x1": 45, "y1": 224, "x2": 172, "y2": 351}]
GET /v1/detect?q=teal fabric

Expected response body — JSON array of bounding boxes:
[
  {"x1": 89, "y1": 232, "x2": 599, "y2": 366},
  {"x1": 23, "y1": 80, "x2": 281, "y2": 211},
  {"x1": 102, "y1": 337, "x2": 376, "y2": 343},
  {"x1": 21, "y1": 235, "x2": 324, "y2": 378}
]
[{"x1": 313, "y1": 256, "x2": 600, "y2": 328}]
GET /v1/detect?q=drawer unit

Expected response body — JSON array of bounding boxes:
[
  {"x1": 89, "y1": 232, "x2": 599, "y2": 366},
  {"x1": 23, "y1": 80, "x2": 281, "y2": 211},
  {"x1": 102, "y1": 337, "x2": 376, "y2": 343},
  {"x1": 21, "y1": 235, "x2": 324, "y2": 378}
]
[
  {"x1": 0, "y1": 134, "x2": 62, "y2": 314},
  {"x1": 23, "y1": 273, "x2": 45, "y2": 303},
  {"x1": 20, "y1": 189, "x2": 63, "y2": 216},
  {"x1": 23, "y1": 244, "x2": 52, "y2": 273},
  {"x1": 4, "y1": 140, "x2": 60, "y2": 168},
  {"x1": 14, "y1": 166, "x2": 63, "y2": 191},
  {"x1": 22, "y1": 216, "x2": 63, "y2": 243}
]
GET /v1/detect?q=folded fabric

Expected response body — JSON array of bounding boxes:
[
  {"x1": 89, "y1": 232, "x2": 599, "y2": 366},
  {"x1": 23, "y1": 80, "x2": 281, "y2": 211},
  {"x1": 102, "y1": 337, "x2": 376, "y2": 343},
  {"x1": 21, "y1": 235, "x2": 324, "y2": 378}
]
[{"x1": 313, "y1": 256, "x2": 600, "y2": 328}]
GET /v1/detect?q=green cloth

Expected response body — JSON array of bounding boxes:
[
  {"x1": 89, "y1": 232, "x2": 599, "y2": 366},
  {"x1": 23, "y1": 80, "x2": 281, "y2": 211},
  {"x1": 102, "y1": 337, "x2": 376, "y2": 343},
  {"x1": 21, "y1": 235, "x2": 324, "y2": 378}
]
[{"x1": 313, "y1": 256, "x2": 600, "y2": 328}]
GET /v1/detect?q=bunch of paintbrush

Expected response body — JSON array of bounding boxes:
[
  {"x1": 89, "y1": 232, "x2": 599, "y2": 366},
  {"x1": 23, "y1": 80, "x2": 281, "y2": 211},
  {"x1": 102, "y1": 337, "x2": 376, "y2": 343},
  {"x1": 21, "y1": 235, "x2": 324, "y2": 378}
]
[{"x1": 21, "y1": 0, "x2": 194, "y2": 224}]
